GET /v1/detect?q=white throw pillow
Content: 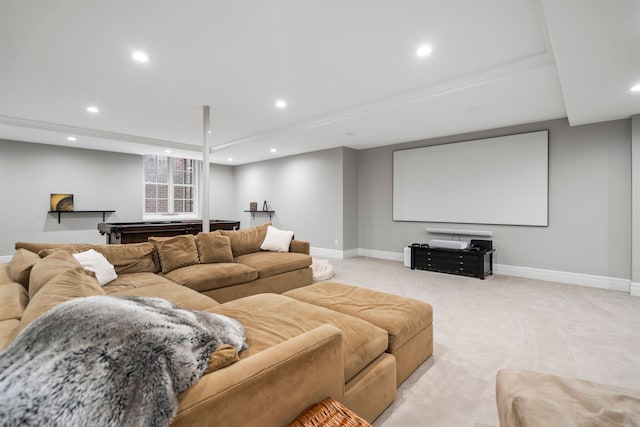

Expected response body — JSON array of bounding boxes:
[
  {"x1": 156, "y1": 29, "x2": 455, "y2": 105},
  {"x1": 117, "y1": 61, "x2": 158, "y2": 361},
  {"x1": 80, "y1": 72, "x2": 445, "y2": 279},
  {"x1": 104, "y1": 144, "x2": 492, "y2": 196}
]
[
  {"x1": 260, "y1": 225, "x2": 294, "y2": 252},
  {"x1": 73, "y1": 249, "x2": 118, "y2": 286}
]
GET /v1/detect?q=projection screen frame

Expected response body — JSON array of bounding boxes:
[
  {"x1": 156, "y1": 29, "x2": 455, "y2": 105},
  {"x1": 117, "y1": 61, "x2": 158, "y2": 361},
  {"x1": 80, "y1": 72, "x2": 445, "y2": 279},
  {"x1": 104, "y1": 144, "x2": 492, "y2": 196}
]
[{"x1": 392, "y1": 129, "x2": 549, "y2": 227}]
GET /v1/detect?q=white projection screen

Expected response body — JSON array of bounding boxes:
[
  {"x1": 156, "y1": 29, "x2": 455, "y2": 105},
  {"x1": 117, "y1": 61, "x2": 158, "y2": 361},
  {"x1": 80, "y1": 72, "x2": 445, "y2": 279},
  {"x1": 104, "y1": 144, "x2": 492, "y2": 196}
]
[{"x1": 393, "y1": 130, "x2": 548, "y2": 226}]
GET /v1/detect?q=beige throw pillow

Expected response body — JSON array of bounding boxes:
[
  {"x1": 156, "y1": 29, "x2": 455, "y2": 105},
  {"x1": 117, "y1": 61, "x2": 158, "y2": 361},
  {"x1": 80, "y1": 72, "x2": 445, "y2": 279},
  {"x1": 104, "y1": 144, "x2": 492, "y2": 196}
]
[
  {"x1": 197, "y1": 233, "x2": 234, "y2": 263},
  {"x1": 218, "y1": 223, "x2": 270, "y2": 257},
  {"x1": 93, "y1": 243, "x2": 157, "y2": 275},
  {"x1": 155, "y1": 234, "x2": 200, "y2": 274}
]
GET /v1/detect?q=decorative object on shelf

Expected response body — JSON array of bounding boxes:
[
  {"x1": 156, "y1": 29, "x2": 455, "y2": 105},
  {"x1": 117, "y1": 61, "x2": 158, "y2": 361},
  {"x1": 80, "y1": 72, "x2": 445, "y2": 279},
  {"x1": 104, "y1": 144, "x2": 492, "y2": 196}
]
[
  {"x1": 262, "y1": 200, "x2": 269, "y2": 211},
  {"x1": 249, "y1": 202, "x2": 258, "y2": 212},
  {"x1": 50, "y1": 193, "x2": 74, "y2": 211}
]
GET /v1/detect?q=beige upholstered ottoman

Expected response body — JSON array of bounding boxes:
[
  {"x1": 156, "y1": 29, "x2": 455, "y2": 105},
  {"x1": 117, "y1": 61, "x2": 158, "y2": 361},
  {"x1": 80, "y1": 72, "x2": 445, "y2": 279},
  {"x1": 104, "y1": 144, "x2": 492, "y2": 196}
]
[
  {"x1": 285, "y1": 281, "x2": 433, "y2": 386},
  {"x1": 496, "y1": 369, "x2": 640, "y2": 427}
]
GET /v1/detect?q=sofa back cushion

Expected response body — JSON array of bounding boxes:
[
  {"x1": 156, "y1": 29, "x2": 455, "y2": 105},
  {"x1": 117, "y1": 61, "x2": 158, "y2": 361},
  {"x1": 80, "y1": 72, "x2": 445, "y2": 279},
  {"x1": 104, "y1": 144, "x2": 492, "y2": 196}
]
[
  {"x1": 94, "y1": 243, "x2": 157, "y2": 275},
  {"x1": 153, "y1": 235, "x2": 200, "y2": 274},
  {"x1": 15, "y1": 242, "x2": 93, "y2": 255},
  {"x1": 9, "y1": 266, "x2": 105, "y2": 343},
  {"x1": 7, "y1": 249, "x2": 41, "y2": 290},
  {"x1": 28, "y1": 250, "x2": 83, "y2": 299},
  {"x1": 197, "y1": 233, "x2": 234, "y2": 263},
  {"x1": 218, "y1": 223, "x2": 270, "y2": 257}
]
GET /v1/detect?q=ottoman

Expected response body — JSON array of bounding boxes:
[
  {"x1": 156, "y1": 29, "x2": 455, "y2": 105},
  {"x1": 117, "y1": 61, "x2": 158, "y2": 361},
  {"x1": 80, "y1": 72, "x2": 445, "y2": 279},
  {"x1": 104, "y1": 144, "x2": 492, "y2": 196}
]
[
  {"x1": 496, "y1": 369, "x2": 640, "y2": 427},
  {"x1": 285, "y1": 281, "x2": 433, "y2": 386}
]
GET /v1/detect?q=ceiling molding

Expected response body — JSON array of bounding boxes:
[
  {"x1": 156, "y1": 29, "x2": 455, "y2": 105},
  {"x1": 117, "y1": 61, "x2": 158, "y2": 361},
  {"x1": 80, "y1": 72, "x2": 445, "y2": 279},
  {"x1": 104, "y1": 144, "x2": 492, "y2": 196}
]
[
  {"x1": 212, "y1": 50, "x2": 556, "y2": 153},
  {"x1": 0, "y1": 115, "x2": 197, "y2": 151}
]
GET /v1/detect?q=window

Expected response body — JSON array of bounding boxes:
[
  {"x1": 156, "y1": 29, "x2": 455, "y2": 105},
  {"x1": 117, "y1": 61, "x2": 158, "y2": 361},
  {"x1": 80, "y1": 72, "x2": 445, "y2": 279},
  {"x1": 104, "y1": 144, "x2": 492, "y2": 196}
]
[{"x1": 144, "y1": 155, "x2": 200, "y2": 218}]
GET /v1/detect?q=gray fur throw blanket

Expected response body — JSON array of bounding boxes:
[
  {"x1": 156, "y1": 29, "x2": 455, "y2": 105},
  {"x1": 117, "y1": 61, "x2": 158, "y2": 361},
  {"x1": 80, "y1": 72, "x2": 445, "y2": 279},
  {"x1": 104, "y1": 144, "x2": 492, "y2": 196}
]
[{"x1": 0, "y1": 295, "x2": 247, "y2": 427}]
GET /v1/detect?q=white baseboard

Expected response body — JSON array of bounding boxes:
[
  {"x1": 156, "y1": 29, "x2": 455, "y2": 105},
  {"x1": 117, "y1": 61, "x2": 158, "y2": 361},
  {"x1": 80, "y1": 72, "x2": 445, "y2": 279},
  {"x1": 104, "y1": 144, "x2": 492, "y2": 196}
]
[
  {"x1": 494, "y1": 264, "x2": 630, "y2": 293},
  {"x1": 310, "y1": 247, "x2": 347, "y2": 259},
  {"x1": 356, "y1": 248, "x2": 404, "y2": 261},
  {"x1": 310, "y1": 247, "x2": 402, "y2": 261},
  {"x1": 312, "y1": 247, "x2": 633, "y2": 294},
  {"x1": 0, "y1": 255, "x2": 12, "y2": 263}
]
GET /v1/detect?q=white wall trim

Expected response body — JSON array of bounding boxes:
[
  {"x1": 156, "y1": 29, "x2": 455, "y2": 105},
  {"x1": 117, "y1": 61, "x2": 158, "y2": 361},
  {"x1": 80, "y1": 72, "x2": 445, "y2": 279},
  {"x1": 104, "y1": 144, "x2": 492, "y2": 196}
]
[
  {"x1": 495, "y1": 264, "x2": 630, "y2": 293},
  {"x1": 312, "y1": 247, "x2": 632, "y2": 293},
  {"x1": 357, "y1": 248, "x2": 404, "y2": 262},
  {"x1": 310, "y1": 247, "x2": 403, "y2": 261},
  {"x1": 0, "y1": 255, "x2": 12, "y2": 263},
  {"x1": 310, "y1": 247, "x2": 347, "y2": 259}
]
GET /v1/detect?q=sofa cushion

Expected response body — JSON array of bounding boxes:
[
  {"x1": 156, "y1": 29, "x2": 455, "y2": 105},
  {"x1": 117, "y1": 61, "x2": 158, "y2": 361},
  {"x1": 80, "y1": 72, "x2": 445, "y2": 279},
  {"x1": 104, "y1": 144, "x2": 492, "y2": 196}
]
[
  {"x1": 28, "y1": 250, "x2": 83, "y2": 299},
  {"x1": 0, "y1": 319, "x2": 19, "y2": 351},
  {"x1": 154, "y1": 235, "x2": 200, "y2": 273},
  {"x1": 106, "y1": 277, "x2": 220, "y2": 312},
  {"x1": 285, "y1": 281, "x2": 433, "y2": 353},
  {"x1": 15, "y1": 242, "x2": 93, "y2": 255},
  {"x1": 10, "y1": 266, "x2": 106, "y2": 341},
  {"x1": 94, "y1": 243, "x2": 157, "y2": 275},
  {"x1": 0, "y1": 283, "x2": 28, "y2": 321},
  {"x1": 102, "y1": 272, "x2": 175, "y2": 294},
  {"x1": 260, "y1": 225, "x2": 294, "y2": 252},
  {"x1": 235, "y1": 251, "x2": 312, "y2": 279},
  {"x1": 197, "y1": 233, "x2": 234, "y2": 263},
  {"x1": 164, "y1": 263, "x2": 259, "y2": 293},
  {"x1": 218, "y1": 223, "x2": 270, "y2": 257},
  {"x1": 7, "y1": 249, "x2": 40, "y2": 290},
  {"x1": 208, "y1": 293, "x2": 389, "y2": 382}
]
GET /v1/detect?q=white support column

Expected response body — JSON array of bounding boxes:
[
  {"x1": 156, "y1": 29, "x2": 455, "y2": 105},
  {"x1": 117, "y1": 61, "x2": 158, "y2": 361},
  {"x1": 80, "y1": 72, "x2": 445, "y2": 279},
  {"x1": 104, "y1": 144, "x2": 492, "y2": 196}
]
[{"x1": 202, "y1": 106, "x2": 211, "y2": 233}]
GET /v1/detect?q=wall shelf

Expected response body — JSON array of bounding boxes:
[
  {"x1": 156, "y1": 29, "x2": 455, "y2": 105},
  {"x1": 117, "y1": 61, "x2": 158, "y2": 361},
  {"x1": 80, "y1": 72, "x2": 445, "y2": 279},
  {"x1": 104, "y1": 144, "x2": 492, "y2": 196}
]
[
  {"x1": 49, "y1": 210, "x2": 115, "y2": 224},
  {"x1": 244, "y1": 210, "x2": 275, "y2": 220}
]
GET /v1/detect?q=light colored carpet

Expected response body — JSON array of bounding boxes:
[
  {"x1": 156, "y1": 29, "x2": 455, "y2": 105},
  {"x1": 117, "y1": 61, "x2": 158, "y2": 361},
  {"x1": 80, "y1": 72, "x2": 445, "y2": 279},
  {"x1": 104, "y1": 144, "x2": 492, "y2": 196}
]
[{"x1": 324, "y1": 257, "x2": 640, "y2": 427}]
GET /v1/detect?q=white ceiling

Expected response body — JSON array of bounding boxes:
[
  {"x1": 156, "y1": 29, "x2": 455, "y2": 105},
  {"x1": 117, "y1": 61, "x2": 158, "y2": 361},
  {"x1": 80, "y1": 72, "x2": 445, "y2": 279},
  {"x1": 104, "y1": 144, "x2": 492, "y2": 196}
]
[{"x1": 0, "y1": 0, "x2": 638, "y2": 165}]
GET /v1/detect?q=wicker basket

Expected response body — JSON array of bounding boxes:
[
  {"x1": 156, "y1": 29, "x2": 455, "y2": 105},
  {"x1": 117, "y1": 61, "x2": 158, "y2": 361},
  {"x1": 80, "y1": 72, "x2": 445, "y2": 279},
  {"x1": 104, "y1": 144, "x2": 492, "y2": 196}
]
[{"x1": 288, "y1": 397, "x2": 372, "y2": 427}]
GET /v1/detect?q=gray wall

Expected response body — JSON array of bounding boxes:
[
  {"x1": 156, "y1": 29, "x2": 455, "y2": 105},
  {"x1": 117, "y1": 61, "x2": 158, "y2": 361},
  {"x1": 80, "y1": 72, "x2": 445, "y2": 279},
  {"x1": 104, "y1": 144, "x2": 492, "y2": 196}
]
[
  {"x1": 234, "y1": 148, "x2": 345, "y2": 250},
  {"x1": 358, "y1": 118, "x2": 632, "y2": 279},
  {"x1": 2, "y1": 116, "x2": 634, "y2": 281},
  {"x1": 0, "y1": 139, "x2": 142, "y2": 254},
  {"x1": 0, "y1": 139, "x2": 237, "y2": 256},
  {"x1": 208, "y1": 163, "x2": 236, "y2": 220}
]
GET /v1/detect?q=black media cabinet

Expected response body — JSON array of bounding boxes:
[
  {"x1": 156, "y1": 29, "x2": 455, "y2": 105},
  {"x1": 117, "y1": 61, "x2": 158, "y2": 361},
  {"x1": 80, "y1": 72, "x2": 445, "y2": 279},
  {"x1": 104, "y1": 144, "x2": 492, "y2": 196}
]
[{"x1": 410, "y1": 245, "x2": 494, "y2": 279}]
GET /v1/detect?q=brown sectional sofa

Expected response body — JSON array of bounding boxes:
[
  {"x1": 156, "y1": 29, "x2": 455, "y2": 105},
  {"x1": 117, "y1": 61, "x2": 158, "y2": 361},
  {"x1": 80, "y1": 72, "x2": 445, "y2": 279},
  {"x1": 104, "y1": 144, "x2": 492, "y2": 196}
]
[
  {"x1": 0, "y1": 224, "x2": 434, "y2": 425},
  {"x1": 15, "y1": 222, "x2": 314, "y2": 303}
]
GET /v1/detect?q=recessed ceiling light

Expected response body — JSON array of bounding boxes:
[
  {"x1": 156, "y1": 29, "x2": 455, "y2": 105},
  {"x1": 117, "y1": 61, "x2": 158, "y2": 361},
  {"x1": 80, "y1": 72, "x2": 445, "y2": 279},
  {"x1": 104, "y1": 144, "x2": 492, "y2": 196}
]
[
  {"x1": 416, "y1": 45, "x2": 432, "y2": 57},
  {"x1": 208, "y1": 130, "x2": 212, "y2": 134},
  {"x1": 270, "y1": 148, "x2": 277, "y2": 153},
  {"x1": 67, "y1": 136, "x2": 77, "y2": 141},
  {"x1": 630, "y1": 83, "x2": 640, "y2": 92},
  {"x1": 165, "y1": 150, "x2": 172, "y2": 154},
  {"x1": 227, "y1": 157, "x2": 233, "y2": 162},
  {"x1": 275, "y1": 99, "x2": 287, "y2": 109},
  {"x1": 132, "y1": 51, "x2": 149, "y2": 63},
  {"x1": 86, "y1": 106, "x2": 99, "y2": 113}
]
